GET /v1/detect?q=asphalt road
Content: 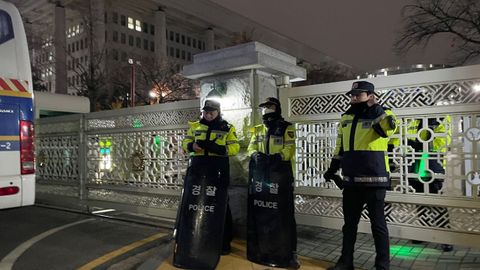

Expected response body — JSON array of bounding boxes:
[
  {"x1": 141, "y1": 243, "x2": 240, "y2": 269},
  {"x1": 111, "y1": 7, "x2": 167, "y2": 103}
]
[{"x1": 0, "y1": 206, "x2": 171, "y2": 270}]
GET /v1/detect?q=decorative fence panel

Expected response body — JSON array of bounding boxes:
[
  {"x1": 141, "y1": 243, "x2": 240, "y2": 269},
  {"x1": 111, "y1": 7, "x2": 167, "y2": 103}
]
[
  {"x1": 36, "y1": 100, "x2": 199, "y2": 218},
  {"x1": 282, "y1": 65, "x2": 480, "y2": 247},
  {"x1": 36, "y1": 65, "x2": 480, "y2": 247}
]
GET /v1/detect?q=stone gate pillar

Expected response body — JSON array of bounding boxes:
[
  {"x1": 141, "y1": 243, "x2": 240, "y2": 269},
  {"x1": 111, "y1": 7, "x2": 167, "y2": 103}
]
[
  {"x1": 183, "y1": 41, "x2": 305, "y2": 236},
  {"x1": 183, "y1": 41, "x2": 305, "y2": 159}
]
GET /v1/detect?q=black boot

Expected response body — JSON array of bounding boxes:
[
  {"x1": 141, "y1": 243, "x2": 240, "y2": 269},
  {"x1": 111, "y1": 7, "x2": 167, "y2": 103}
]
[
  {"x1": 441, "y1": 244, "x2": 453, "y2": 252},
  {"x1": 287, "y1": 253, "x2": 300, "y2": 269},
  {"x1": 327, "y1": 263, "x2": 354, "y2": 270}
]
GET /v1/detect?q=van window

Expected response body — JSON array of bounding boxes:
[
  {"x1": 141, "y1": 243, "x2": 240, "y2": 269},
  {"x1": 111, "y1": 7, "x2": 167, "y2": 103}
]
[{"x1": 0, "y1": 10, "x2": 14, "y2": 45}]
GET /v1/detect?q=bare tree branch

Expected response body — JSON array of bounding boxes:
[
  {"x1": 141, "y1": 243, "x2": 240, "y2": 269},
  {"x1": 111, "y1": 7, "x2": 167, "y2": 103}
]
[
  {"x1": 395, "y1": 0, "x2": 480, "y2": 65},
  {"x1": 110, "y1": 58, "x2": 199, "y2": 107},
  {"x1": 293, "y1": 62, "x2": 355, "y2": 87}
]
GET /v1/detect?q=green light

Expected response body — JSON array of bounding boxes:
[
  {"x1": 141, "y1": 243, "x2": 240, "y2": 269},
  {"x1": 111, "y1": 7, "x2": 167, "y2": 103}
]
[
  {"x1": 417, "y1": 153, "x2": 429, "y2": 178},
  {"x1": 390, "y1": 245, "x2": 440, "y2": 260},
  {"x1": 154, "y1": 135, "x2": 163, "y2": 145},
  {"x1": 99, "y1": 138, "x2": 112, "y2": 155},
  {"x1": 132, "y1": 119, "x2": 142, "y2": 128}
]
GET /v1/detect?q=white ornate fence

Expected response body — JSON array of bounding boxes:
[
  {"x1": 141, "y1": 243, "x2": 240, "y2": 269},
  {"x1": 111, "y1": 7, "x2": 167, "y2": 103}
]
[
  {"x1": 282, "y1": 65, "x2": 480, "y2": 247},
  {"x1": 36, "y1": 100, "x2": 199, "y2": 219},
  {"x1": 36, "y1": 65, "x2": 480, "y2": 247}
]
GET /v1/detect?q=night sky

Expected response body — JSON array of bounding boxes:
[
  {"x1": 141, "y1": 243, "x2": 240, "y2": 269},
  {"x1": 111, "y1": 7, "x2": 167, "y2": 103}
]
[{"x1": 210, "y1": 0, "x2": 454, "y2": 71}]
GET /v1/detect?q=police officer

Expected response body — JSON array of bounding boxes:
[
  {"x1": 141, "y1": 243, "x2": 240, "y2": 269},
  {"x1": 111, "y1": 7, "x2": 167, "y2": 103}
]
[
  {"x1": 247, "y1": 97, "x2": 299, "y2": 269},
  {"x1": 175, "y1": 99, "x2": 239, "y2": 269},
  {"x1": 407, "y1": 116, "x2": 453, "y2": 251},
  {"x1": 325, "y1": 81, "x2": 397, "y2": 270}
]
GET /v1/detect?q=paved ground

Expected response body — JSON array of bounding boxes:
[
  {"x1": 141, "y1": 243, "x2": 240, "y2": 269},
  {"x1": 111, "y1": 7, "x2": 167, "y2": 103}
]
[
  {"x1": 294, "y1": 225, "x2": 480, "y2": 270},
  {"x1": 3, "y1": 206, "x2": 480, "y2": 269},
  {"x1": 0, "y1": 206, "x2": 168, "y2": 270},
  {"x1": 133, "y1": 225, "x2": 480, "y2": 270}
]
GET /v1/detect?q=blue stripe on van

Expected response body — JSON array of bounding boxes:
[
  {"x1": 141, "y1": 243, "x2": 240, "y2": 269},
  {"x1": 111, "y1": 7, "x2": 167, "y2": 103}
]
[
  {"x1": 0, "y1": 95, "x2": 33, "y2": 121},
  {"x1": 0, "y1": 140, "x2": 19, "y2": 151},
  {"x1": 0, "y1": 103, "x2": 20, "y2": 136}
]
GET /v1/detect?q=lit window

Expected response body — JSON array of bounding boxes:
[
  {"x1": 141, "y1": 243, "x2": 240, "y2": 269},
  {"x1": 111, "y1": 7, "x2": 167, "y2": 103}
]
[
  {"x1": 135, "y1": 20, "x2": 141, "y2": 32},
  {"x1": 128, "y1": 17, "x2": 134, "y2": 29}
]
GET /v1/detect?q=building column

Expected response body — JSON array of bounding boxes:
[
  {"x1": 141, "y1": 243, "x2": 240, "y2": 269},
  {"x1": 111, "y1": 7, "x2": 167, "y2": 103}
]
[
  {"x1": 154, "y1": 8, "x2": 167, "y2": 62},
  {"x1": 54, "y1": 3, "x2": 67, "y2": 94},
  {"x1": 89, "y1": 0, "x2": 106, "y2": 57},
  {"x1": 205, "y1": 27, "x2": 214, "y2": 51}
]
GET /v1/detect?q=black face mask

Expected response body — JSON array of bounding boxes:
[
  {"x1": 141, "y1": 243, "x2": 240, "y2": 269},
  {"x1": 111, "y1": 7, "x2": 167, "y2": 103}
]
[{"x1": 348, "y1": 101, "x2": 369, "y2": 114}]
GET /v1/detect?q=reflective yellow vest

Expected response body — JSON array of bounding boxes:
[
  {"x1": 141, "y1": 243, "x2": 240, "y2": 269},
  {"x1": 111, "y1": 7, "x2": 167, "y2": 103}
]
[
  {"x1": 182, "y1": 120, "x2": 240, "y2": 157},
  {"x1": 406, "y1": 116, "x2": 451, "y2": 153},
  {"x1": 247, "y1": 123, "x2": 296, "y2": 161},
  {"x1": 334, "y1": 107, "x2": 397, "y2": 187}
]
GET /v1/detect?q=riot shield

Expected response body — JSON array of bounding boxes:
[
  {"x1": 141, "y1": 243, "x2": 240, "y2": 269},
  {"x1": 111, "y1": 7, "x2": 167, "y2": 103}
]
[
  {"x1": 173, "y1": 158, "x2": 229, "y2": 270},
  {"x1": 247, "y1": 155, "x2": 295, "y2": 267}
]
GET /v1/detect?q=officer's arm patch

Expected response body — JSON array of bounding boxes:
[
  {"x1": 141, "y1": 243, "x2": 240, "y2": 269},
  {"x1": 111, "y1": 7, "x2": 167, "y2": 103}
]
[
  {"x1": 287, "y1": 130, "x2": 295, "y2": 138},
  {"x1": 387, "y1": 115, "x2": 396, "y2": 130}
]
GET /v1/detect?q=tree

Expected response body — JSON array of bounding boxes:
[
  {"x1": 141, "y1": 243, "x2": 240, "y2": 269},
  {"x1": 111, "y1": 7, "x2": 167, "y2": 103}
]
[
  {"x1": 31, "y1": 64, "x2": 48, "y2": 92},
  {"x1": 110, "y1": 58, "x2": 200, "y2": 107},
  {"x1": 137, "y1": 59, "x2": 199, "y2": 104},
  {"x1": 70, "y1": 48, "x2": 109, "y2": 111},
  {"x1": 25, "y1": 3, "x2": 109, "y2": 111},
  {"x1": 292, "y1": 62, "x2": 355, "y2": 87},
  {"x1": 229, "y1": 28, "x2": 255, "y2": 46},
  {"x1": 395, "y1": 0, "x2": 480, "y2": 64}
]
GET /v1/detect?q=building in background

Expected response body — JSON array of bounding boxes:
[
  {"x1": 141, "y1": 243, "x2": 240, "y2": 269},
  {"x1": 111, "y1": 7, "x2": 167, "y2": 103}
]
[
  {"x1": 362, "y1": 64, "x2": 452, "y2": 79},
  {"x1": 7, "y1": 0, "x2": 351, "y2": 106}
]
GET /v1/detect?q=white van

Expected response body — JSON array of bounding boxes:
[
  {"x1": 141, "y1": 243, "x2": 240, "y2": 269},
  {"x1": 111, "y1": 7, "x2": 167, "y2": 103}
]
[{"x1": 0, "y1": 0, "x2": 35, "y2": 208}]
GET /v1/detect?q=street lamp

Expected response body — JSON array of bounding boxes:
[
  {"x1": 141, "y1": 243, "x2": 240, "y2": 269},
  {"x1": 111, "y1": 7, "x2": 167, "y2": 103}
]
[
  {"x1": 128, "y1": 58, "x2": 140, "y2": 107},
  {"x1": 149, "y1": 89, "x2": 158, "y2": 98}
]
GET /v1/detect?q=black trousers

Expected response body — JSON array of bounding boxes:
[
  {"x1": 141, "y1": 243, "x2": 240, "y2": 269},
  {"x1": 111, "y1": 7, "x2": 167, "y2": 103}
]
[{"x1": 339, "y1": 187, "x2": 389, "y2": 270}]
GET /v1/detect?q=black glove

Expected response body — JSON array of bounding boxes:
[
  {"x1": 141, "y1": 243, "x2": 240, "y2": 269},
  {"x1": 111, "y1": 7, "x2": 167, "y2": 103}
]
[
  {"x1": 389, "y1": 162, "x2": 399, "y2": 173},
  {"x1": 251, "y1": 152, "x2": 267, "y2": 163},
  {"x1": 324, "y1": 170, "x2": 344, "y2": 189},
  {"x1": 195, "y1": 140, "x2": 206, "y2": 149},
  {"x1": 187, "y1": 142, "x2": 195, "y2": 152},
  {"x1": 328, "y1": 158, "x2": 341, "y2": 173},
  {"x1": 270, "y1": 153, "x2": 283, "y2": 163},
  {"x1": 203, "y1": 140, "x2": 226, "y2": 155},
  {"x1": 324, "y1": 158, "x2": 343, "y2": 189}
]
